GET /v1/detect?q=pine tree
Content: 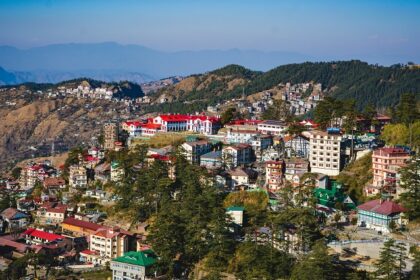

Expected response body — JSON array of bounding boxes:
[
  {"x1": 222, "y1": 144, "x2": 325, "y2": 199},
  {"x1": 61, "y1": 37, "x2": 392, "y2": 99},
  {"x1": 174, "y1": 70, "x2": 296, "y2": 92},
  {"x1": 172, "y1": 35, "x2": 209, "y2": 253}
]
[
  {"x1": 374, "y1": 239, "x2": 407, "y2": 280},
  {"x1": 398, "y1": 156, "x2": 420, "y2": 221}
]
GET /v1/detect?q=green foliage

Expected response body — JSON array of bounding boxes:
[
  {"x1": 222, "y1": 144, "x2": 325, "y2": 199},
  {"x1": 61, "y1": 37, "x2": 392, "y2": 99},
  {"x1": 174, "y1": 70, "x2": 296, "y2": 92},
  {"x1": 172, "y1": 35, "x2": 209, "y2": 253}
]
[
  {"x1": 291, "y1": 241, "x2": 339, "y2": 280},
  {"x1": 220, "y1": 107, "x2": 241, "y2": 125},
  {"x1": 11, "y1": 167, "x2": 22, "y2": 180},
  {"x1": 228, "y1": 241, "x2": 294, "y2": 280},
  {"x1": 262, "y1": 99, "x2": 293, "y2": 122},
  {"x1": 336, "y1": 152, "x2": 372, "y2": 202},
  {"x1": 374, "y1": 239, "x2": 408, "y2": 280},
  {"x1": 381, "y1": 123, "x2": 410, "y2": 146},
  {"x1": 411, "y1": 250, "x2": 420, "y2": 280},
  {"x1": 395, "y1": 93, "x2": 419, "y2": 126},
  {"x1": 398, "y1": 156, "x2": 420, "y2": 221},
  {"x1": 224, "y1": 190, "x2": 269, "y2": 225},
  {"x1": 210, "y1": 64, "x2": 261, "y2": 79}
]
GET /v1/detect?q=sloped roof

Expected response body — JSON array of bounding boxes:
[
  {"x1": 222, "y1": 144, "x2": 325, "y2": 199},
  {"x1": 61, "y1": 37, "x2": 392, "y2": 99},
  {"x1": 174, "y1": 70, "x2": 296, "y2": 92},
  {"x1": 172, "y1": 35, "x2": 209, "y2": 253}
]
[
  {"x1": 357, "y1": 199, "x2": 406, "y2": 216},
  {"x1": 1, "y1": 208, "x2": 28, "y2": 220},
  {"x1": 24, "y1": 228, "x2": 63, "y2": 242},
  {"x1": 112, "y1": 250, "x2": 156, "y2": 267},
  {"x1": 62, "y1": 217, "x2": 103, "y2": 231}
]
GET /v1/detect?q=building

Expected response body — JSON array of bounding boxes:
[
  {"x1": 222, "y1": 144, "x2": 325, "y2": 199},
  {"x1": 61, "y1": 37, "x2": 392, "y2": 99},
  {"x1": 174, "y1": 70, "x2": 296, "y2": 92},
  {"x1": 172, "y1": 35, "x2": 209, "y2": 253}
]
[
  {"x1": 251, "y1": 135, "x2": 273, "y2": 161},
  {"x1": 372, "y1": 147, "x2": 410, "y2": 188},
  {"x1": 88, "y1": 227, "x2": 131, "y2": 264},
  {"x1": 222, "y1": 144, "x2": 253, "y2": 168},
  {"x1": 228, "y1": 168, "x2": 250, "y2": 188},
  {"x1": 200, "y1": 150, "x2": 222, "y2": 169},
  {"x1": 357, "y1": 199, "x2": 406, "y2": 233},
  {"x1": 181, "y1": 141, "x2": 212, "y2": 165},
  {"x1": 0, "y1": 208, "x2": 29, "y2": 232},
  {"x1": 257, "y1": 120, "x2": 287, "y2": 136},
  {"x1": 61, "y1": 217, "x2": 103, "y2": 237},
  {"x1": 309, "y1": 130, "x2": 342, "y2": 176},
  {"x1": 265, "y1": 160, "x2": 284, "y2": 191},
  {"x1": 104, "y1": 123, "x2": 119, "y2": 150},
  {"x1": 111, "y1": 161, "x2": 125, "y2": 182},
  {"x1": 225, "y1": 129, "x2": 260, "y2": 144},
  {"x1": 43, "y1": 177, "x2": 66, "y2": 191},
  {"x1": 226, "y1": 206, "x2": 244, "y2": 226},
  {"x1": 24, "y1": 228, "x2": 65, "y2": 245},
  {"x1": 152, "y1": 114, "x2": 221, "y2": 135},
  {"x1": 313, "y1": 176, "x2": 355, "y2": 210},
  {"x1": 284, "y1": 158, "x2": 309, "y2": 185},
  {"x1": 110, "y1": 250, "x2": 157, "y2": 280},
  {"x1": 284, "y1": 134, "x2": 310, "y2": 158},
  {"x1": 69, "y1": 165, "x2": 88, "y2": 189},
  {"x1": 36, "y1": 202, "x2": 67, "y2": 225},
  {"x1": 19, "y1": 162, "x2": 56, "y2": 190}
]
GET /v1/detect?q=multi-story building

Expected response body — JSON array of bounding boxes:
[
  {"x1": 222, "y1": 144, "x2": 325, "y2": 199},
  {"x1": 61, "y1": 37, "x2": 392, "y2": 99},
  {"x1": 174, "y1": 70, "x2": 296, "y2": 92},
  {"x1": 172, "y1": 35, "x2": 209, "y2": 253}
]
[
  {"x1": 36, "y1": 202, "x2": 67, "y2": 225},
  {"x1": 265, "y1": 160, "x2": 284, "y2": 191},
  {"x1": 251, "y1": 135, "x2": 273, "y2": 161},
  {"x1": 284, "y1": 134, "x2": 310, "y2": 159},
  {"x1": 19, "y1": 162, "x2": 56, "y2": 190},
  {"x1": 309, "y1": 130, "x2": 342, "y2": 176},
  {"x1": 257, "y1": 120, "x2": 287, "y2": 136},
  {"x1": 88, "y1": 227, "x2": 131, "y2": 264},
  {"x1": 152, "y1": 114, "x2": 221, "y2": 135},
  {"x1": 225, "y1": 129, "x2": 260, "y2": 144},
  {"x1": 228, "y1": 168, "x2": 250, "y2": 188},
  {"x1": 222, "y1": 144, "x2": 253, "y2": 168},
  {"x1": 111, "y1": 250, "x2": 157, "y2": 280},
  {"x1": 111, "y1": 161, "x2": 125, "y2": 182},
  {"x1": 372, "y1": 147, "x2": 410, "y2": 187},
  {"x1": 181, "y1": 141, "x2": 212, "y2": 165},
  {"x1": 284, "y1": 158, "x2": 309, "y2": 186},
  {"x1": 69, "y1": 165, "x2": 88, "y2": 189},
  {"x1": 104, "y1": 123, "x2": 119, "y2": 150},
  {"x1": 200, "y1": 151, "x2": 222, "y2": 169}
]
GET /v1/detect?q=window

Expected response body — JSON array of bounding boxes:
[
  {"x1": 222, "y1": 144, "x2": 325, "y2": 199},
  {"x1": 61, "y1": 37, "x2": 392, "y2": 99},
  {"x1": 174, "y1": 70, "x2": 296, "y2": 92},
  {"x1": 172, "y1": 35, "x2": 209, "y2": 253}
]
[{"x1": 333, "y1": 165, "x2": 338, "y2": 168}]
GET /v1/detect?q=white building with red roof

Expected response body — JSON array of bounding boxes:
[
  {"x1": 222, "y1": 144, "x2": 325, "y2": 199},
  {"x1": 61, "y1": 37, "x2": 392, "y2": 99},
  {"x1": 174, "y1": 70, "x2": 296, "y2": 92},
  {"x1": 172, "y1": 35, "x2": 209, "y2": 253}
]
[
  {"x1": 357, "y1": 199, "x2": 406, "y2": 233},
  {"x1": 24, "y1": 228, "x2": 65, "y2": 245},
  {"x1": 153, "y1": 114, "x2": 221, "y2": 135}
]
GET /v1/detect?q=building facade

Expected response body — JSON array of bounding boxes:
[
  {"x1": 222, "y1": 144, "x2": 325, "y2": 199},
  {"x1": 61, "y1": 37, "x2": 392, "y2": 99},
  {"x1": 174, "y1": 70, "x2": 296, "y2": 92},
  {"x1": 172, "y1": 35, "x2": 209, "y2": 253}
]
[
  {"x1": 110, "y1": 250, "x2": 156, "y2": 280},
  {"x1": 309, "y1": 130, "x2": 342, "y2": 176},
  {"x1": 104, "y1": 123, "x2": 119, "y2": 150}
]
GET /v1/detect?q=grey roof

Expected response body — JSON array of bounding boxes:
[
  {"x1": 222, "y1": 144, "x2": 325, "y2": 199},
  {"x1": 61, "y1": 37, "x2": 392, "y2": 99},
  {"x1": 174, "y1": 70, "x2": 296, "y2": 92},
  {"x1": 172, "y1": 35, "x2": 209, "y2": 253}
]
[{"x1": 201, "y1": 150, "x2": 222, "y2": 159}]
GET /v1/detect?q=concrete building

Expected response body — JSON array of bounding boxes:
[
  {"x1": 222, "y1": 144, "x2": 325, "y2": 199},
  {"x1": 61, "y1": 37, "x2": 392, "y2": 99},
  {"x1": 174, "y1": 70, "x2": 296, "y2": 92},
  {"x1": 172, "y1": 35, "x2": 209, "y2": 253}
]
[
  {"x1": 228, "y1": 168, "x2": 250, "y2": 188},
  {"x1": 222, "y1": 144, "x2": 253, "y2": 168},
  {"x1": 372, "y1": 147, "x2": 410, "y2": 188},
  {"x1": 226, "y1": 206, "x2": 244, "y2": 226},
  {"x1": 265, "y1": 160, "x2": 284, "y2": 191},
  {"x1": 104, "y1": 123, "x2": 119, "y2": 150},
  {"x1": 69, "y1": 165, "x2": 88, "y2": 189},
  {"x1": 200, "y1": 150, "x2": 222, "y2": 169},
  {"x1": 225, "y1": 129, "x2": 260, "y2": 144},
  {"x1": 309, "y1": 130, "x2": 342, "y2": 176},
  {"x1": 110, "y1": 250, "x2": 157, "y2": 280},
  {"x1": 284, "y1": 134, "x2": 310, "y2": 159},
  {"x1": 181, "y1": 141, "x2": 212, "y2": 165},
  {"x1": 251, "y1": 135, "x2": 273, "y2": 161},
  {"x1": 257, "y1": 120, "x2": 287, "y2": 136},
  {"x1": 88, "y1": 227, "x2": 131, "y2": 264},
  {"x1": 284, "y1": 158, "x2": 309, "y2": 185}
]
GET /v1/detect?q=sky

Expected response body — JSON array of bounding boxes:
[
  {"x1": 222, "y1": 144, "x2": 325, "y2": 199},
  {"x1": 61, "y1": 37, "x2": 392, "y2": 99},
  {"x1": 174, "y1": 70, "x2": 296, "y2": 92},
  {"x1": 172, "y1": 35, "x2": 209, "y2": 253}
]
[{"x1": 0, "y1": 0, "x2": 419, "y2": 63}]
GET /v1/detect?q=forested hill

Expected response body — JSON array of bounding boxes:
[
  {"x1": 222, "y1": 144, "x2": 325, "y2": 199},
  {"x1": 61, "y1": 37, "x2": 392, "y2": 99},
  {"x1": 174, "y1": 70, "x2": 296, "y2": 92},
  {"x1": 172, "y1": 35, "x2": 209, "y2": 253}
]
[
  {"x1": 151, "y1": 61, "x2": 420, "y2": 112},
  {"x1": 247, "y1": 60, "x2": 420, "y2": 109}
]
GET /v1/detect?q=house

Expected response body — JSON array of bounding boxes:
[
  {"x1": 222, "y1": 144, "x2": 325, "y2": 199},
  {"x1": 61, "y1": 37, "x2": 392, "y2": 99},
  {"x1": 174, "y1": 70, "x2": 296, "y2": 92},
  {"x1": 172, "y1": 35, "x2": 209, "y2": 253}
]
[
  {"x1": 309, "y1": 129, "x2": 342, "y2": 176},
  {"x1": 284, "y1": 134, "x2": 310, "y2": 158},
  {"x1": 152, "y1": 114, "x2": 221, "y2": 135},
  {"x1": 19, "y1": 162, "x2": 57, "y2": 190},
  {"x1": 111, "y1": 161, "x2": 124, "y2": 182},
  {"x1": 284, "y1": 158, "x2": 309, "y2": 185},
  {"x1": 257, "y1": 120, "x2": 287, "y2": 136},
  {"x1": 370, "y1": 147, "x2": 410, "y2": 195},
  {"x1": 61, "y1": 217, "x2": 103, "y2": 237},
  {"x1": 0, "y1": 208, "x2": 29, "y2": 232},
  {"x1": 228, "y1": 168, "x2": 250, "y2": 188},
  {"x1": 313, "y1": 177, "x2": 355, "y2": 211},
  {"x1": 43, "y1": 177, "x2": 66, "y2": 191},
  {"x1": 181, "y1": 141, "x2": 212, "y2": 165},
  {"x1": 251, "y1": 135, "x2": 273, "y2": 161},
  {"x1": 94, "y1": 162, "x2": 111, "y2": 182},
  {"x1": 200, "y1": 150, "x2": 222, "y2": 169},
  {"x1": 36, "y1": 202, "x2": 67, "y2": 225},
  {"x1": 265, "y1": 160, "x2": 284, "y2": 191},
  {"x1": 69, "y1": 165, "x2": 88, "y2": 189},
  {"x1": 225, "y1": 129, "x2": 260, "y2": 144},
  {"x1": 88, "y1": 227, "x2": 133, "y2": 265},
  {"x1": 357, "y1": 199, "x2": 406, "y2": 233},
  {"x1": 104, "y1": 123, "x2": 119, "y2": 150},
  {"x1": 110, "y1": 250, "x2": 157, "y2": 280},
  {"x1": 222, "y1": 144, "x2": 253, "y2": 168},
  {"x1": 226, "y1": 206, "x2": 244, "y2": 226},
  {"x1": 24, "y1": 228, "x2": 65, "y2": 245}
]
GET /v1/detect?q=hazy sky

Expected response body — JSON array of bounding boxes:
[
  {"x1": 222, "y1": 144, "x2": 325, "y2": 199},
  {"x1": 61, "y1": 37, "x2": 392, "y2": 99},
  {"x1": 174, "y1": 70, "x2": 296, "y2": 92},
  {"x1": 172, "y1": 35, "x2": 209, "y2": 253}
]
[{"x1": 1, "y1": 0, "x2": 419, "y2": 62}]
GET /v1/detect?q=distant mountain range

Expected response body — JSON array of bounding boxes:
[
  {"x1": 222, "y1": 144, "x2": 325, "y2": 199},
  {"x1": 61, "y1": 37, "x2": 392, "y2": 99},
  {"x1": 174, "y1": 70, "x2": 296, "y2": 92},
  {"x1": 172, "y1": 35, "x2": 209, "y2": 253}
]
[{"x1": 0, "y1": 42, "x2": 311, "y2": 85}]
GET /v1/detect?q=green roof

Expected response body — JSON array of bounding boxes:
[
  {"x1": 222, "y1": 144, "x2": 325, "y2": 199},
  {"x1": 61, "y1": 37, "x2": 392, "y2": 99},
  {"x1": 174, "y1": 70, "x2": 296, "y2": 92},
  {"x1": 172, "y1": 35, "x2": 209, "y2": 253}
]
[
  {"x1": 227, "y1": 206, "x2": 245, "y2": 211},
  {"x1": 112, "y1": 250, "x2": 156, "y2": 267}
]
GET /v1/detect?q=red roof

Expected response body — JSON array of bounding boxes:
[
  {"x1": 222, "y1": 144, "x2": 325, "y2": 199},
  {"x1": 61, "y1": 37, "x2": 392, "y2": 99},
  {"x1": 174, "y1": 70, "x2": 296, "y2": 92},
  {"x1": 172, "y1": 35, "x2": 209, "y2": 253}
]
[
  {"x1": 62, "y1": 217, "x2": 104, "y2": 232},
  {"x1": 157, "y1": 114, "x2": 220, "y2": 123},
  {"x1": 373, "y1": 147, "x2": 410, "y2": 157},
  {"x1": 80, "y1": 249, "x2": 99, "y2": 256},
  {"x1": 24, "y1": 228, "x2": 64, "y2": 242},
  {"x1": 357, "y1": 199, "x2": 406, "y2": 216},
  {"x1": 141, "y1": 123, "x2": 161, "y2": 129}
]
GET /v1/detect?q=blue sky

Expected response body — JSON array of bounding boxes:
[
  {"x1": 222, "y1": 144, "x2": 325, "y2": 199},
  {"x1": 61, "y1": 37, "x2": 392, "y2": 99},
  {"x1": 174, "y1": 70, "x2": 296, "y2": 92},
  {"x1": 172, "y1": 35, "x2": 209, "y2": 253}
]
[{"x1": 0, "y1": 0, "x2": 419, "y2": 62}]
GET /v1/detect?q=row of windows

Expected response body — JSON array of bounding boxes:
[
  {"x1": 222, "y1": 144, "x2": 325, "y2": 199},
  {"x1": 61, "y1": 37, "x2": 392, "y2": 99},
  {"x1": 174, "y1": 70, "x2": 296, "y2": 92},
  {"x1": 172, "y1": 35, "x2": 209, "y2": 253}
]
[
  {"x1": 312, "y1": 162, "x2": 338, "y2": 168},
  {"x1": 312, "y1": 151, "x2": 339, "y2": 157},
  {"x1": 311, "y1": 139, "x2": 339, "y2": 144},
  {"x1": 312, "y1": 157, "x2": 338, "y2": 163},
  {"x1": 312, "y1": 146, "x2": 339, "y2": 151}
]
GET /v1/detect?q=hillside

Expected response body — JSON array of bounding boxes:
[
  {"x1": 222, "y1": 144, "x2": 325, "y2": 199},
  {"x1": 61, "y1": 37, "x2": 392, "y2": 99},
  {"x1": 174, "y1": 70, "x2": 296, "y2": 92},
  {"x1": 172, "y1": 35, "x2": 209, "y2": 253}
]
[
  {"x1": 0, "y1": 87, "x2": 133, "y2": 170},
  {"x1": 150, "y1": 61, "x2": 420, "y2": 113}
]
